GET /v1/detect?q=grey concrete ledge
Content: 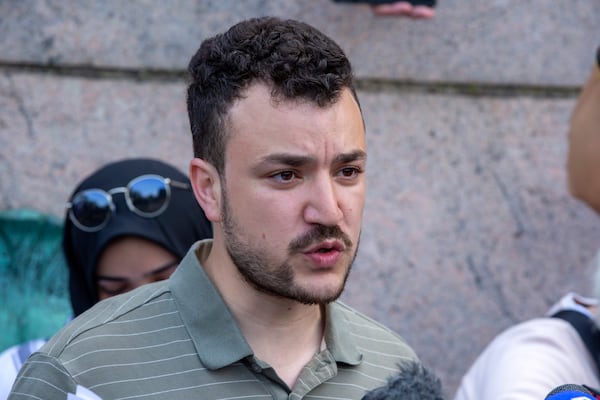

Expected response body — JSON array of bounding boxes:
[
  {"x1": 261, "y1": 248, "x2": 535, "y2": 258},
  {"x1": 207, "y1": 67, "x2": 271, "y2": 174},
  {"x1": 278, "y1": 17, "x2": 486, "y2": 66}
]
[{"x1": 1, "y1": 0, "x2": 598, "y2": 87}]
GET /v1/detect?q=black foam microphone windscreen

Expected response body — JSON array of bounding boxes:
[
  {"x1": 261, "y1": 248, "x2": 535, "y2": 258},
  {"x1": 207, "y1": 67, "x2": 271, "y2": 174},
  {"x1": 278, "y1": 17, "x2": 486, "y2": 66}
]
[{"x1": 361, "y1": 361, "x2": 445, "y2": 400}]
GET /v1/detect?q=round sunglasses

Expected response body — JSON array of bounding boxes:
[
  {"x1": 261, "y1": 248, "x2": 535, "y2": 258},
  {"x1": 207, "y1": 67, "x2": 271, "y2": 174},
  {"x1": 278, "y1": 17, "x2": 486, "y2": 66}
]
[{"x1": 66, "y1": 174, "x2": 190, "y2": 232}]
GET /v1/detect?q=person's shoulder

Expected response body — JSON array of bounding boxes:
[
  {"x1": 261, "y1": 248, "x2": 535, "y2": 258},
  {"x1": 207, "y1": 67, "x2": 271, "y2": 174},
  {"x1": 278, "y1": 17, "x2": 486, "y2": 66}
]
[
  {"x1": 8, "y1": 351, "x2": 78, "y2": 400},
  {"x1": 469, "y1": 316, "x2": 586, "y2": 371},
  {"x1": 332, "y1": 300, "x2": 404, "y2": 337},
  {"x1": 496, "y1": 317, "x2": 580, "y2": 343},
  {"x1": 455, "y1": 317, "x2": 597, "y2": 400},
  {"x1": 41, "y1": 280, "x2": 174, "y2": 358},
  {"x1": 331, "y1": 301, "x2": 417, "y2": 357}
]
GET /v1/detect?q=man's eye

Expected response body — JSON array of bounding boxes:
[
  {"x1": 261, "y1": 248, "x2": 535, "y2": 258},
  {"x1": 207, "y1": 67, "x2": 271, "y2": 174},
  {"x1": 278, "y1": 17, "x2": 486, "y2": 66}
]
[
  {"x1": 273, "y1": 170, "x2": 296, "y2": 182},
  {"x1": 339, "y1": 167, "x2": 361, "y2": 178}
]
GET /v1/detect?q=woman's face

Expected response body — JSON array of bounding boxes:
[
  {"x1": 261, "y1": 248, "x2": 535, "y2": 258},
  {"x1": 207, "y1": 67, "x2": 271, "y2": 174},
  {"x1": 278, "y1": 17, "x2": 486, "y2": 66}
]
[{"x1": 95, "y1": 236, "x2": 178, "y2": 300}]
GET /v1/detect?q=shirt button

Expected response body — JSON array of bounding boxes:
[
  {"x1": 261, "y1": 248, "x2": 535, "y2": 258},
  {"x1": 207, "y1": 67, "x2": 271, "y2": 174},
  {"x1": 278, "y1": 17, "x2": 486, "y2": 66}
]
[{"x1": 250, "y1": 363, "x2": 262, "y2": 373}]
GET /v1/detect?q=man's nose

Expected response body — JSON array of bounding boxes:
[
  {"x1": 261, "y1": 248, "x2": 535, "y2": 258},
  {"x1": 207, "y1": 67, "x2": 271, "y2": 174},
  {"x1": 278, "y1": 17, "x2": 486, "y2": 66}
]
[{"x1": 303, "y1": 176, "x2": 343, "y2": 226}]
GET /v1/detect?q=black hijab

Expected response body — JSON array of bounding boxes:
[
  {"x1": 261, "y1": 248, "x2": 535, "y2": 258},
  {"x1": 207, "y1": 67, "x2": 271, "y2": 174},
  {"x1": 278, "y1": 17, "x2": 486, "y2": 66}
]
[{"x1": 63, "y1": 158, "x2": 213, "y2": 316}]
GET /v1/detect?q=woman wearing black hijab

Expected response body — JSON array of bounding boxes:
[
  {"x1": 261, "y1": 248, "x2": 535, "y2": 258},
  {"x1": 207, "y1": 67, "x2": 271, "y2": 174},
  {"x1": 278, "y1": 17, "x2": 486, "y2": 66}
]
[
  {"x1": 64, "y1": 157, "x2": 212, "y2": 316},
  {"x1": 0, "y1": 158, "x2": 212, "y2": 399}
]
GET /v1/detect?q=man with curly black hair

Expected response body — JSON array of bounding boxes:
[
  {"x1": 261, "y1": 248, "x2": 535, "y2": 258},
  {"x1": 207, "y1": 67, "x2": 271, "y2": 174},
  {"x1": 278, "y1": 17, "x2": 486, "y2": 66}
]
[{"x1": 10, "y1": 17, "x2": 419, "y2": 400}]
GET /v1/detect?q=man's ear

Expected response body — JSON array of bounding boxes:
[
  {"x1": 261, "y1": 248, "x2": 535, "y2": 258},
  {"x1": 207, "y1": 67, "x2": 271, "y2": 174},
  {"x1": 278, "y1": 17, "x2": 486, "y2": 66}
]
[{"x1": 189, "y1": 158, "x2": 222, "y2": 223}]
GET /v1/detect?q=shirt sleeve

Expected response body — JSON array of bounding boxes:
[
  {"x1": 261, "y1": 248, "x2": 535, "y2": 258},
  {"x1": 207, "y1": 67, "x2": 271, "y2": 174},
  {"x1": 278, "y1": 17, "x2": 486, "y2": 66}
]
[
  {"x1": 454, "y1": 318, "x2": 595, "y2": 400},
  {"x1": 8, "y1": 352, "x2": 78, "y2": 400}
]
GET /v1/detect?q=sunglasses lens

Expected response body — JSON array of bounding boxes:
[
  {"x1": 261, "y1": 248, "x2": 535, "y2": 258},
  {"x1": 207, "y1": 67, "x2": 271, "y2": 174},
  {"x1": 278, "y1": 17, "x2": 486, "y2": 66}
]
[
  {"x1": 128, "y1": 177, "x2": 169, "y2": 215},
  {"x1": 70, "y1": 189, "x2": 112, "y2": 229}
]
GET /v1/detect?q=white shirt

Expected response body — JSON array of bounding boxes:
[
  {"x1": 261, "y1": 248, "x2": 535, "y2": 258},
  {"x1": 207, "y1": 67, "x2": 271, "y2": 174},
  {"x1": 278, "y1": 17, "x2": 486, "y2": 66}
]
[
  {"x1": 0, "y1": 339, "x2": 46, "y2": 400},
  {"x1": 454, "y1": 293, "x2": 600, "y2": 400}
]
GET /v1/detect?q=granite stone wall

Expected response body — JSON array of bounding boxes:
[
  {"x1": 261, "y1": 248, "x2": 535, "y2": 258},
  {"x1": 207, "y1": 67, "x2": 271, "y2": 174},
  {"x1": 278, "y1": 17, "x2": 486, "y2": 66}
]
[{"x1": 1, "y1": 0, "x2": 599, "y2": 396}]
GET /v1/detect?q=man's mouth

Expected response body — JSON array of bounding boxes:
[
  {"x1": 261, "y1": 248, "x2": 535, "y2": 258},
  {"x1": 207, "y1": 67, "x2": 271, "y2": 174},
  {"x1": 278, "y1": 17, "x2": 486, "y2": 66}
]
[
  {"x1": 304, "y1": 240, "x2": 345, "y2": 254},
  {"x1": 300, "y1": 240, "x2": 347, "y2": 268}
]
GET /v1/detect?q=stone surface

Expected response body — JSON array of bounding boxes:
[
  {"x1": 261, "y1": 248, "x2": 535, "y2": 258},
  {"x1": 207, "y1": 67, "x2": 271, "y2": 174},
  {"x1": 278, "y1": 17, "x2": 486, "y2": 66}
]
[
  {"x1": 0, "y1": 73, "x2": 194, "y2": 216},
  {"x1": 1, "y1": 1, "x2": 600, "y2": 397},
  {"x1": 0, "y1": 0, "x2": 598, "y2": 85},
  {"x1": 340, "y1": 89, "x2": 600, "y2": 393}
]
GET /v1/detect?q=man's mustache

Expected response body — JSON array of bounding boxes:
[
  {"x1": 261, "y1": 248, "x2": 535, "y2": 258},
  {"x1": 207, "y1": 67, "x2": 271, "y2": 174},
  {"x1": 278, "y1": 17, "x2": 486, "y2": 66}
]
[{"x1": 288, "y1": 225, "x2": 353, "y2": 253}]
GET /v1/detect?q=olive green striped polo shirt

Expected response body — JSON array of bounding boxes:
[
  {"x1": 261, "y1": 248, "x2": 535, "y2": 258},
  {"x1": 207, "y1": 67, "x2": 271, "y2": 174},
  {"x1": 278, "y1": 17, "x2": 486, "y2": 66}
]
[{"x1": 10, "y1": 240, "x2": 418, "y2": 400}]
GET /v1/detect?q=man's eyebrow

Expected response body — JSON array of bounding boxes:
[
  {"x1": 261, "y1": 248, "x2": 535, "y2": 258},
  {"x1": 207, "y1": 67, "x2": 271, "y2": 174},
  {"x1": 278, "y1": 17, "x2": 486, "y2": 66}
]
[
  {"x1": 333, "y1": 150, "x2": 367, "y2": 164},
  {"x1": 258, "y1": 150, "x2": 366, "y2": 168},
  {"x1": 259, "y1": 153, "x2": 317, "y2": 167}
]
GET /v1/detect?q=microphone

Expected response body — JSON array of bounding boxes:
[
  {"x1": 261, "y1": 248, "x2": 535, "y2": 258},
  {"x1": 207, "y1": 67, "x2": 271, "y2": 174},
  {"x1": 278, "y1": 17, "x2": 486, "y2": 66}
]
[
  {"x1": 361, "y1": 361, "x2": 445, "y2": 400},
  {"x1": 545, "y1": 384, "x2": 597, "y2": 400}
]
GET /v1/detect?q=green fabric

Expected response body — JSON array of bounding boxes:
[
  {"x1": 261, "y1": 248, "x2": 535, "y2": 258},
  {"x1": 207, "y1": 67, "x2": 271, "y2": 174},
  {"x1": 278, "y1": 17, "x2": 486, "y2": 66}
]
[{"x1": 0, "y1": 209, "x2": 71, "y2": 352}]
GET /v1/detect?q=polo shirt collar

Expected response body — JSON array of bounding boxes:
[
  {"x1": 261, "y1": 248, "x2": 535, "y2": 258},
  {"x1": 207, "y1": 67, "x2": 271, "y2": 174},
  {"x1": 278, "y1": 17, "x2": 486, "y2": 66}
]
[
  {"x1": 170, "y1": 239, "x2": 363, "y2": 369},
  {"x1": 324, "y1": 302, "x2": 363, "y2": 365},
  {"x1": 169, "y1": 240, "x2": 253, "y2": 370}
]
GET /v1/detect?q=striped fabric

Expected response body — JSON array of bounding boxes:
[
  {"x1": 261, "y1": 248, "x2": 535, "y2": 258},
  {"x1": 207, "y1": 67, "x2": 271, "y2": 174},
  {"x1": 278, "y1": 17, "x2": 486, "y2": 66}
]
[
  {"x1": 9, "y1": 240, "x2": 417, "y2": 400},
  {"x1": 0, "y1": 338, "x2": 47, "y2": 399}
]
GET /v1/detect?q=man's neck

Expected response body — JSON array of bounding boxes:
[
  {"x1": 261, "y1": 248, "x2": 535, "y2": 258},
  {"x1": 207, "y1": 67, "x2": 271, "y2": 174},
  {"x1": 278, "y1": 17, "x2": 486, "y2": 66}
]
[
  {"x1": 202, "y1": 242, "x2": 326, "y2": 388},
  {"x1": 235, "y1": 299, "x2": 325, "y2": 388}
]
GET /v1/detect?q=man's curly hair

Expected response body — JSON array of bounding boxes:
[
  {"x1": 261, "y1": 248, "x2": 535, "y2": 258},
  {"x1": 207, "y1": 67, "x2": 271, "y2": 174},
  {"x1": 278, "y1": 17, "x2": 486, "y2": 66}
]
[{"x1": 186, "y1": 16, "x2": 358, "y2": 174}]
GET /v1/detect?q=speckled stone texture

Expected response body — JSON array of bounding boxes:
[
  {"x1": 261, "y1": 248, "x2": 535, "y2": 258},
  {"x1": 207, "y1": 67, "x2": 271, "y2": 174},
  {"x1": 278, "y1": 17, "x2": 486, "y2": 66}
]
[{"x1": 1, "y1": 0, "x2": 599, "y2": 397}]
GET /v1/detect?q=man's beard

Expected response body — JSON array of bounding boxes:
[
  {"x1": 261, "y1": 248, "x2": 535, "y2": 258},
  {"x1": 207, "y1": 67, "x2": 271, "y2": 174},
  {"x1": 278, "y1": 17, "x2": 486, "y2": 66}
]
[{"x1": 221, "y1": 188, "x2": 358, "y2": 305}]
